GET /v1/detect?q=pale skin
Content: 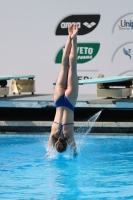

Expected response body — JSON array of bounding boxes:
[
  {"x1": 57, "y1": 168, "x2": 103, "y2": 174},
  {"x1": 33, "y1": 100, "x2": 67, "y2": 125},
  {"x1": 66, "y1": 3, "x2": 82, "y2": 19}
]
[{"x1": 48, "y1": 24, "x2": 78, "y2": 156}]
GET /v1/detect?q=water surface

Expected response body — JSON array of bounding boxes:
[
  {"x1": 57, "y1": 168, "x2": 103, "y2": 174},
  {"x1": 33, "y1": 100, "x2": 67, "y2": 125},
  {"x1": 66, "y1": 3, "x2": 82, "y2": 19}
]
[{"x1": 0, "y1": 134, "x2": 133, "y2": 199}]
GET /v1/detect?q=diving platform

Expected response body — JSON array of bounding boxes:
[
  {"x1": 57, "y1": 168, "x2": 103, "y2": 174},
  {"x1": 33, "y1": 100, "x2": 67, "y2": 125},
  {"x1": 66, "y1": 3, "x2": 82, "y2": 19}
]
[
  {"x1": 79, "y1": 75, "x2": 133, "y2": 98},
  {"x1": 0, "y1": 93, "x2": 133, "y2": 133},
  {"x1": 0, "y1": 93, "x2": 133, "y2": 109},
  {"x1": 0, "y1": 75, "x2": 35, "y2": 97}
]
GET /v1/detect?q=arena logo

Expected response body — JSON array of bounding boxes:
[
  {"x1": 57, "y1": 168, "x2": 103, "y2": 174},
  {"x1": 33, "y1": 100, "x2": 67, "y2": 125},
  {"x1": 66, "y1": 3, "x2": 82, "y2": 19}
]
[
  {"x1": 55, "y1": 43, "x2": 100, "y2": 64},
  {"x1": 112, "y1": 13, "x2": 133, "y2": 33},
  {"x1": 55, "y1": 15, "x2": 100, "y2": 35}
]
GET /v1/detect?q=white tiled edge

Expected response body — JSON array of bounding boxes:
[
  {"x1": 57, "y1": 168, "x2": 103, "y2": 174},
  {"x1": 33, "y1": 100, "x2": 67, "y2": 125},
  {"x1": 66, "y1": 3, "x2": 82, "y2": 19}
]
[{"x1": 0, "y1": 133, "x2": 133, "y2": 139}]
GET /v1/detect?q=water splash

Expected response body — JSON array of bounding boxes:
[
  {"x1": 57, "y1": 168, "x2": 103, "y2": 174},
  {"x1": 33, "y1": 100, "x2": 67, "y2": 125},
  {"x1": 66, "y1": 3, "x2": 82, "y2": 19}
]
[
  {"x1": 75, "y1": 110, "x2": 102, "y2": 135},
  {"x1": 45, "y1": 110, "x2": 102, "y2": 160},
  {"x1": 84, "y1": 110, "x2": 102, "y2": 134},
  {"x1": 45, "y1": 145, "x2": 73, "y2": 160},
  {"x1": 76, "y1": 110, "x2": 102, "y2": 153}
]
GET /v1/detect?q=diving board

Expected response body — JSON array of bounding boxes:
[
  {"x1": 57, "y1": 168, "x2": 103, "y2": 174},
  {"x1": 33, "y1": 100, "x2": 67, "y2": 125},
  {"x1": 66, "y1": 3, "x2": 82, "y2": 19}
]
[
  {"x1": 79, "y1": 75, "x2": 133, "y2": 85},
  {"x1": 0, "y1": 75, "x2": 35, "y2": 81},
  {"x1": 0, "y1": 75, "x2": 35, "y2": 97},
  {"x1": 79, "y1": 75, "x2": 133, "y2": 98}
]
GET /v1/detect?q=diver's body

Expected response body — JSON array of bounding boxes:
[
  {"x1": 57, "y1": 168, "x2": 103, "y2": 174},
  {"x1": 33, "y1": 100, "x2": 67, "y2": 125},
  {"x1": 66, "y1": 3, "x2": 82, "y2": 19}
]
[{"x1": 48, "y1": 23, "x2": 78, "y2": 157}]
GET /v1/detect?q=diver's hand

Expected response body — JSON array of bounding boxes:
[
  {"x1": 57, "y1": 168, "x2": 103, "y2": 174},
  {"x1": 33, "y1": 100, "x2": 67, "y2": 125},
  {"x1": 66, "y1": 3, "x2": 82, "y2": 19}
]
[
  {"x1": 45, "y1": 152, "x2": 50, "y2": 158},
  {"x1": 73, "y1": 151, "x2": 78, "y2": 158}
]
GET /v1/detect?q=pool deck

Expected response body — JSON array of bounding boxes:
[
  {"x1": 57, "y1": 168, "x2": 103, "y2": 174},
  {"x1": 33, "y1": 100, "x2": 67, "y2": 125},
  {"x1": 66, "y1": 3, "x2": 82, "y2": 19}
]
[
  {"x1": 1, "y1": 93, "x2": 133, "y2": 108},
  {"x1": 0, "y1": 93, "x2": 133, "y2": 134}
]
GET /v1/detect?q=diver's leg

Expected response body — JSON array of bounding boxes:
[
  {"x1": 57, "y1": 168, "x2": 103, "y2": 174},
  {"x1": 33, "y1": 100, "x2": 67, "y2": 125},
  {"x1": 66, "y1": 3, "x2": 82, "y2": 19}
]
[
  {"x1": 65, "y1": 24, "x2": 78, "y2": 106},
  {"x1": 54, "y1": 35, "x2": 72, "y2": 102}
]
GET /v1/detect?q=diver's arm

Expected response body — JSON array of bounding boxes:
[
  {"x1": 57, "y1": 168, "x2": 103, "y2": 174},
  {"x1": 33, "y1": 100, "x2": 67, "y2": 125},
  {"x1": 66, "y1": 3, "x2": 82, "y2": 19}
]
[{"x1": 67, "y1": 136, "x2": 77, "y2": 157}]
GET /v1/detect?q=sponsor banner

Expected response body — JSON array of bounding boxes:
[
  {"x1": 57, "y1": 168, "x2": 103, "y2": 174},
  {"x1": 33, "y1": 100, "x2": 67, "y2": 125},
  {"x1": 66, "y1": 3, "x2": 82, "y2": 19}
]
[
  {"x1": 112, "y1": 13, "x2": 133, "y2": 33},
  {"x1": 55, "y1": 43, "x2": 100, "y2": 64},
  {"x1": 78, "y1": 76, "x2": 92, "y2": 80},
  {"x1": 112, "y1": 42, "x2": 133, "y2": 76},
  {"x1": 55, "y1": 15, "x2": 100, "y2": 35},
  {"x1": 123, "y1": 47, "x2": 132, "y2": 60},
  {"x1": 112, "y1": 42, "x2": 133, "y2": 62}
]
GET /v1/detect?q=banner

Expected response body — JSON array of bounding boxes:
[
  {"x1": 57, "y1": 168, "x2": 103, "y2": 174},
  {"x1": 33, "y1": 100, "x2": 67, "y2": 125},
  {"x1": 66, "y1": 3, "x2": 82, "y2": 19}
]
[{"x1": 0, "y1": 1, "x2": 133, "y2": 94}]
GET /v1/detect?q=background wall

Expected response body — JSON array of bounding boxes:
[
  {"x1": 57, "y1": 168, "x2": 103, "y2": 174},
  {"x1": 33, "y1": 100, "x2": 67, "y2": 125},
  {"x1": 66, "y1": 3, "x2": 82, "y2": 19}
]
[{"x1": 0, "y1": 0, "x2": 133, "y2": 94}]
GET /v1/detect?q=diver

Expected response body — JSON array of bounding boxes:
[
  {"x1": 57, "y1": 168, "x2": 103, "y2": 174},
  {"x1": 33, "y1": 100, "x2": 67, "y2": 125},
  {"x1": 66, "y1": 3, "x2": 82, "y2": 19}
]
[{"x1": 47, "y1": 23, "x2": 79, "y2": 157}]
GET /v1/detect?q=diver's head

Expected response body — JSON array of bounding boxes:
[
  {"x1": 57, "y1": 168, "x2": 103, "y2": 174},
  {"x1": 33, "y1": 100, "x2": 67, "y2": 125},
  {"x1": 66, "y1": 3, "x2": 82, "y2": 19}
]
[{"x1": 55, "y1": 137, "x2": 67, "y2": 153}]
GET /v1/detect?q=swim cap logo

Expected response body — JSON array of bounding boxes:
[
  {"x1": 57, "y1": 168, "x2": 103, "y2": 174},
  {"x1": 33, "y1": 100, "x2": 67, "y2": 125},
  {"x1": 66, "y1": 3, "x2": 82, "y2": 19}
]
[
  {"x1": 55, "y1": 43, "x2": 100, "y2": 64},
  {"x1": 55, "y1": 15, "x2": 100, "y2": 35}
]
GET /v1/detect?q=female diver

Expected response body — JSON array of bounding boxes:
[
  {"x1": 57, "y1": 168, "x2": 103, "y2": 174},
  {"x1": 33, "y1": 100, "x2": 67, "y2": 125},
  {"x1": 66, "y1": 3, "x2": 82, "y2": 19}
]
[{"x1": 48, "y1": 23, "x2": 78, "y2": 157}]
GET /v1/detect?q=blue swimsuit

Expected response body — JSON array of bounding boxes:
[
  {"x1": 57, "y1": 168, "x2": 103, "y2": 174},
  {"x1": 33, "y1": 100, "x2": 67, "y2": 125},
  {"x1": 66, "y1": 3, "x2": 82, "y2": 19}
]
[
  {"x1": 54, "y1": 121, "x2": 74, "y2": 138},
  {"x1": 54, "y1": 95, "x2": 74, "y2": 136},
  {"x1": 55, "y1": 95, "x2": 74, "y2": 111}
]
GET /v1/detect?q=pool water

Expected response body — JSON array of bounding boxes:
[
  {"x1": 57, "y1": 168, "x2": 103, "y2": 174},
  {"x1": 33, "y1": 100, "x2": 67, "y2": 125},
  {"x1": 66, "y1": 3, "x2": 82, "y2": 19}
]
[{"x1": 1, "y1": 134, "x2": 133, "y2": 200}]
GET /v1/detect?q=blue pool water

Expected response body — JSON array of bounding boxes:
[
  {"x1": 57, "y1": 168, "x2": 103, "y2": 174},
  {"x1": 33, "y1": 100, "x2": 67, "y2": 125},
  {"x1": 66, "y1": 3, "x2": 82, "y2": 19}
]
[{"x1": 0, "y1": 134, "x2": 133, "y2": 200}]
